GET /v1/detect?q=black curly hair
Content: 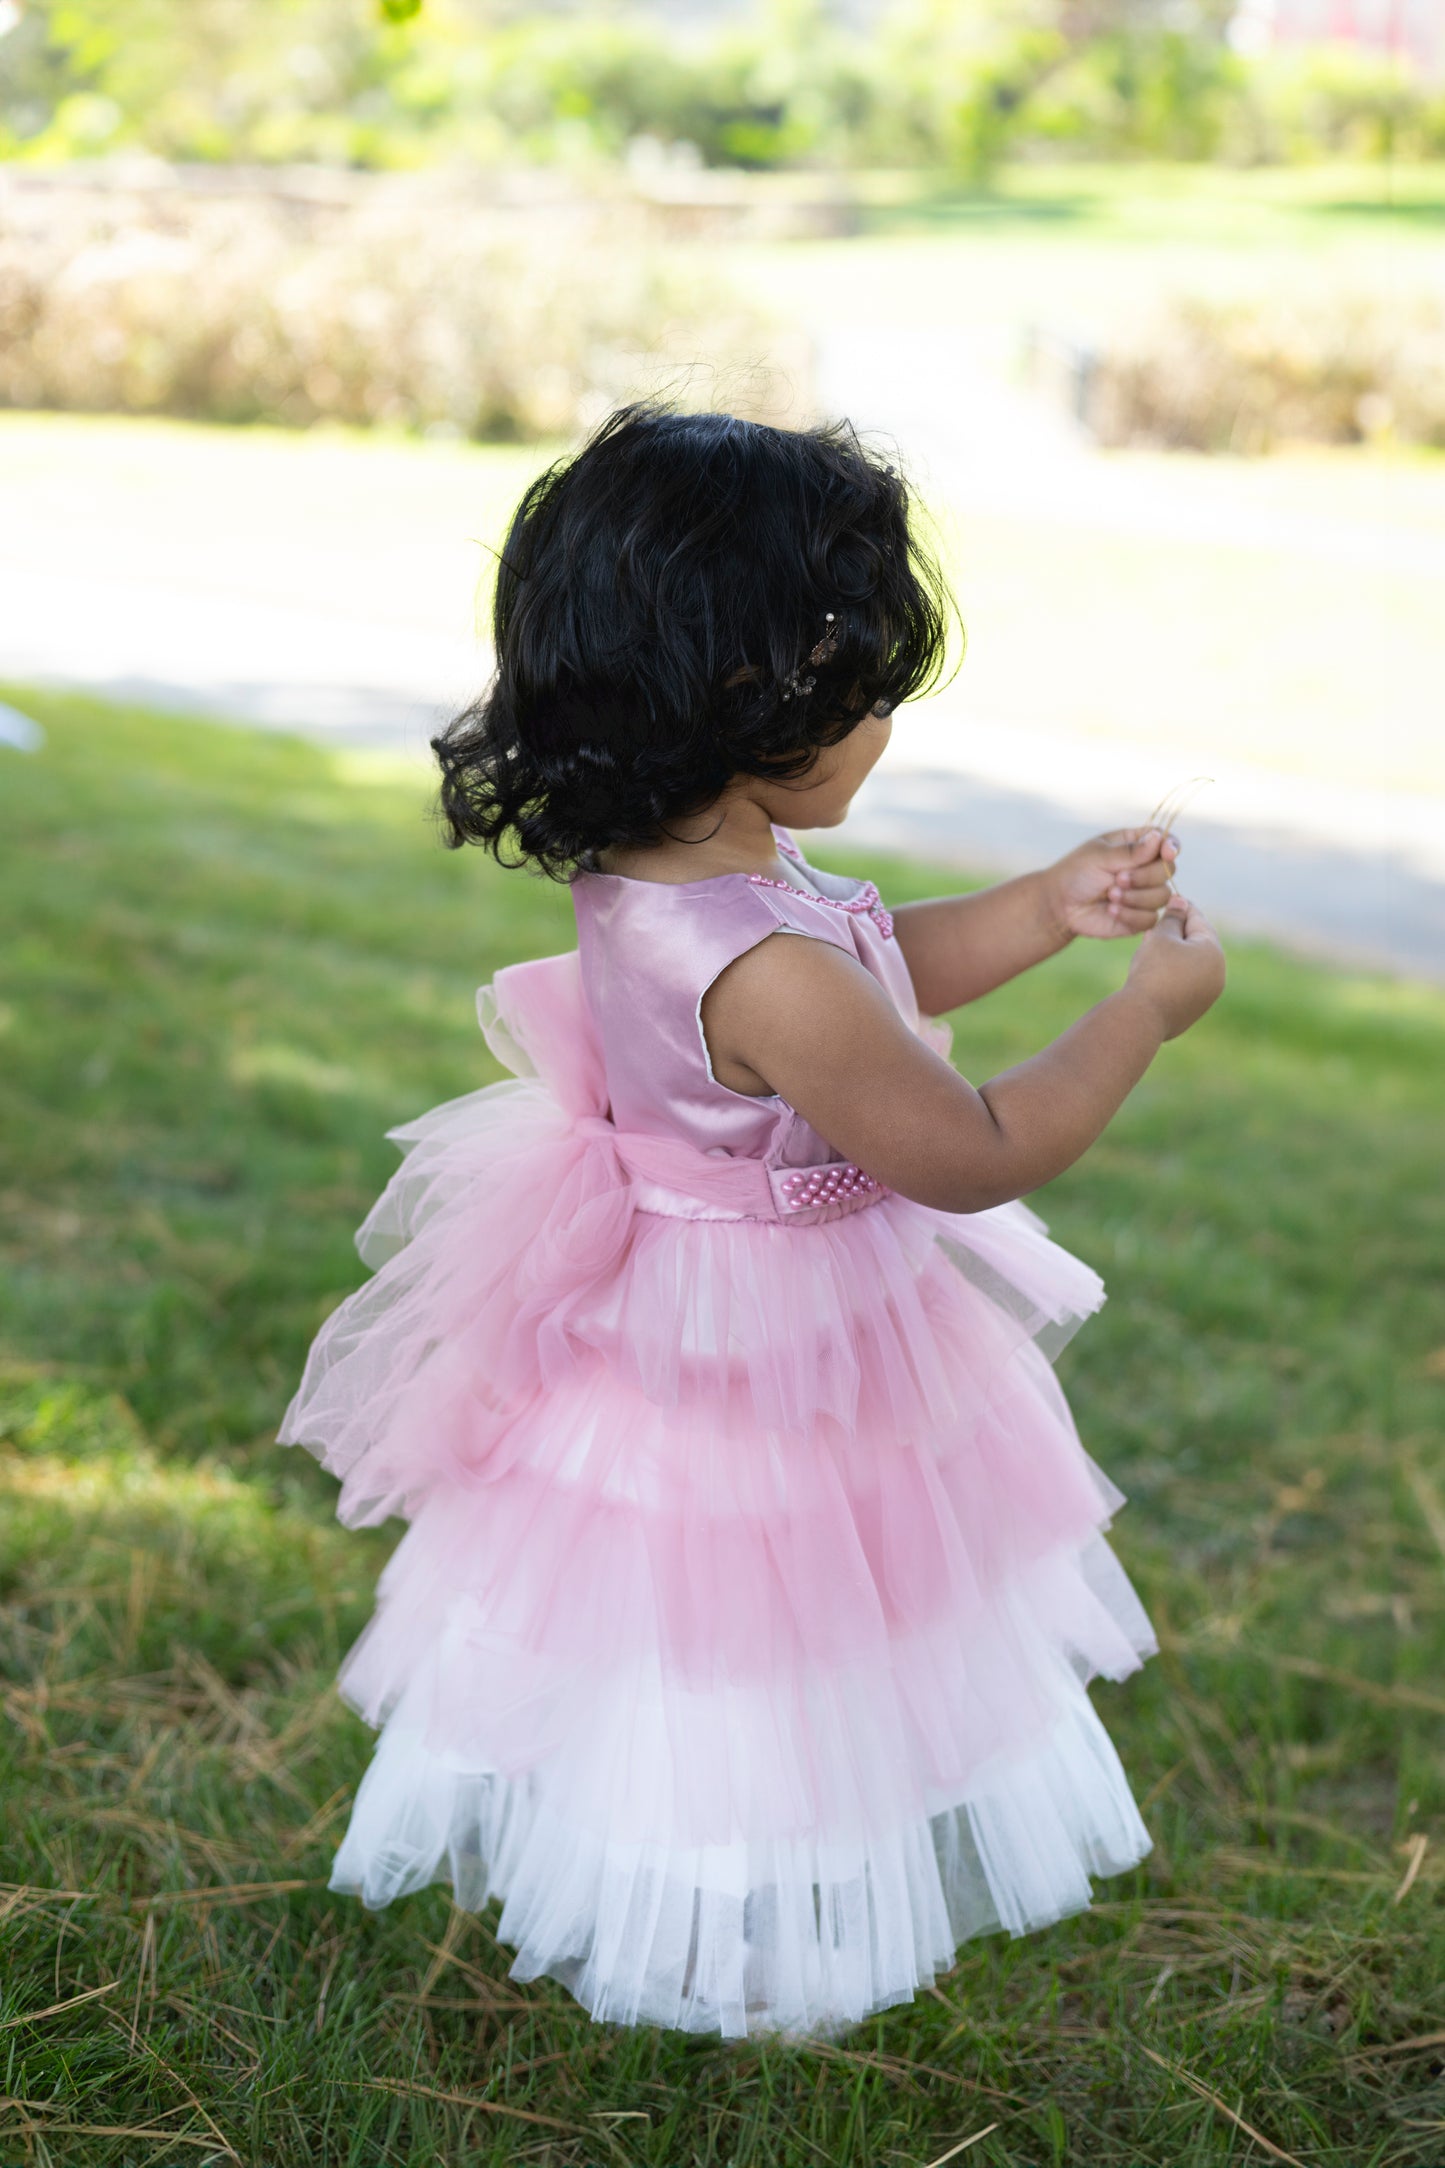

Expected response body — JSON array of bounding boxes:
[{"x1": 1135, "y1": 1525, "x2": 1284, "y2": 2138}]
[{"x1": 432, "y1": 404, "x2": 955, "y2": 880}]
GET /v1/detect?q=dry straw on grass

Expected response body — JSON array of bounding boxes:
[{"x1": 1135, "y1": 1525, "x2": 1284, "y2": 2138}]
[{"x1": 0, "y1": 167, "x2": 811, "y2": 441}]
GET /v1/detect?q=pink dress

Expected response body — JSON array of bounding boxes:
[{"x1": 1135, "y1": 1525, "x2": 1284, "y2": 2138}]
[{"x1": 280, "y1": 824, "x2": 1156, "y2": 2038}]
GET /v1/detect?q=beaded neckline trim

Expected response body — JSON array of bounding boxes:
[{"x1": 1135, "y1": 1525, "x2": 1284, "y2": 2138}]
[{"x1": 746, "y1": 871, "x2": 894, "y2": 941}]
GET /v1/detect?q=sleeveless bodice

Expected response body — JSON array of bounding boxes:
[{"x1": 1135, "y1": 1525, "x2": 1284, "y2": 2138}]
[{"x1": 570, "y1": 827, "x2": 928, "y2": 1189}]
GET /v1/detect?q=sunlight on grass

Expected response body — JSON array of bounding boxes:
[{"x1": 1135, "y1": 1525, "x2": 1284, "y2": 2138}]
[
  {"x1": 1317, "y1": 972, "x2": 1445, "y2": 1026},
  {"x1": 4, "y1": 1441, "x2": 264, "y2": 1516},
  {"x1": 230, "y1": 1042, "x2": 374, "y2": 1099},
  {"x1": 328, "y1": 747, "x2": 435, "y2": 790}
]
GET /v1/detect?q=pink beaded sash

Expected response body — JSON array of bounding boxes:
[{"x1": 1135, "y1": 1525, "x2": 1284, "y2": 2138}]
[
  {"x1": 576, "y1": 1112, "x2": 891, "y2": 1230},
  {"x1": 771, "y1": 1161, "x2": 889, "y2": 1218}
]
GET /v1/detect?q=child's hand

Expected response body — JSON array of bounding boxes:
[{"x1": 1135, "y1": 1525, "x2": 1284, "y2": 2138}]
[
  {"x1": 1043, "y1": 829, "x2": 1180, "y2": 942},
  {"x1": 1125, "y1": 895, "x2": 1226, "y2": 1040}
]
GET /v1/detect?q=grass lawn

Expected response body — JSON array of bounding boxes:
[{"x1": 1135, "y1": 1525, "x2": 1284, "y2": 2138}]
[
  {"x1": 742, "y1": 159, "x2": 1445, "y2": 334},
  {"x1": 2, "y1": 687, "x2": 1443, "y2": 2167}
]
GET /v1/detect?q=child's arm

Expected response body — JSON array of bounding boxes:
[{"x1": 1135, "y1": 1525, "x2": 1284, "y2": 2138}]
[
  {"x1": 891, "y1": 829, "x2": 1179, "y2": 1014},
  {"x1": 700, "y1": 895, "x2": 1224, "y2": 1215}
]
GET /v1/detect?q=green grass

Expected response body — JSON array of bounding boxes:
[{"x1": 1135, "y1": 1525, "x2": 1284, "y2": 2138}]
[
  {"x1": 2, "y1": 686, "x2": 1443, "y2": 2167},
  {"x1": 852, "y1": 159, "x2": 1445, "y2": 241},
  {"x1": 740, "y1": 159, "x2": 1445, "y2": 338}
]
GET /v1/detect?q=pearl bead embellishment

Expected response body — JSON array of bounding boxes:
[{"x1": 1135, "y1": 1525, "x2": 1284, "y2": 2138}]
[
  {"x1": 779, "y1": 1162, "x2": 887, "y2": 1213},
  {"x1": 746, "y1": 874, "x2": 894, "y2": 940}
]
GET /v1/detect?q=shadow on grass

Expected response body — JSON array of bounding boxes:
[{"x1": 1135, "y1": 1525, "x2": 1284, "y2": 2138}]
[
  {"x1": 1306, "y1": 195, "x2": 1445, "y2": 224},
  {"x1": 858, "y1": 191, "x2": 1095, "y2": 237}
]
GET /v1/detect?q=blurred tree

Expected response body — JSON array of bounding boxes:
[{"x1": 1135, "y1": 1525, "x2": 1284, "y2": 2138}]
[
  {"x1": 1029, "y1": 16, "x2": 1247, "y2": 157},
  {"x1": 10, "y1": 0, "x2": 386, "y2": 160},
  {"x1": 0, "y1": 0, "x2": 1438, "y2": 170},
  {"x1": 1054, "y1": 0, "x2": 1234, "y2": 36},
  {"x1": 868, "y1": 0, "x2": 1069, "y2": 177}
]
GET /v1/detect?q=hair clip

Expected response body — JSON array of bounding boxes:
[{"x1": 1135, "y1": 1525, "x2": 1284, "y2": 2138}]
[{"x1": 781, "y1": 612, "x2": 838, "y2": 701}]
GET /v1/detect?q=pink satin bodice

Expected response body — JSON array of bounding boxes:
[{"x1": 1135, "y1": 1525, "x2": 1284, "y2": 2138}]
[{"x1": 569, "y1": 826, "x2": 935, "y2": 1204}]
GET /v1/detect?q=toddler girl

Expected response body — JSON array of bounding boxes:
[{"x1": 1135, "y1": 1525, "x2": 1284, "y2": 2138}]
[{"x1": 281, "y1": 405, "x2": 1225, "y2": 2039}]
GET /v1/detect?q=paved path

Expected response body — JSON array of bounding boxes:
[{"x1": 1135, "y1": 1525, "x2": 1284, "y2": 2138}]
[
  {"x1": 811, "y1": 327, "x2": 1445, "y2": 980},
  {"x1": 842, "y1": 736, "x2": 1445, "y2": 983},
  {"x1": 2, "y1": 409, "x2": 1441, "y2": 983}
]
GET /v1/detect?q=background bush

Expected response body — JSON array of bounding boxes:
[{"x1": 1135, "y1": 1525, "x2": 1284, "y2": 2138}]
[
  {"x1": 1087, "y1": 289, "x2": 1445, "y2": 452},
  {"x1": 0, "y1": 167, "x2": 809, "y2": 438}
]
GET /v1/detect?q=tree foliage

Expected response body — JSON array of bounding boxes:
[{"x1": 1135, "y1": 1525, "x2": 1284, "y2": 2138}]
[{"x1": 1, "y1": 0, "x2": 1441, "y2": 171}]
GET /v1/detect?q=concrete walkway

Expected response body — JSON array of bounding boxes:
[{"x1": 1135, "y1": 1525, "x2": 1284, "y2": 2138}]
[
  {"x1": 842, "y1": 735, "x2": 1445, "y2": 983},
  {"x1": 2, "y1": 409, "x2": 1441, "y2": 984},
  {"x1": 811, "y1": 326, "x2": 1445, "y2": 979}
]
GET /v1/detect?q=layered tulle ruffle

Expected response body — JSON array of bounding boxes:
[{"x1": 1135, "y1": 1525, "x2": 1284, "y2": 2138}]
[{"x1": 280, "y1": 951, "x2": 1157, "y2": 2036}]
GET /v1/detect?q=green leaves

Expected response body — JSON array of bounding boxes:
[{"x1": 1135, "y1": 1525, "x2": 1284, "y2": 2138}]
[{"x1": 379, "y1": 0, "x2": 422, "y2": 19}]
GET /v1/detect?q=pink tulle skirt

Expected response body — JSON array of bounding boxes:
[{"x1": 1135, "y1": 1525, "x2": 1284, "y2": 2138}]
[{"x1": 281, "y1": 1066, "x2": 1156, "y2": 2037}]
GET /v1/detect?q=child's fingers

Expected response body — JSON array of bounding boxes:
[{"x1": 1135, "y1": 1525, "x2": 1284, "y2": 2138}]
[
  {"x1": 1111, "y1": 826, "x2": 1163, "y2": 859},
  {"x1": 1130, "y1": 828, "x2": 1178, "y2": 863},
  {"x1": 1103, "y1": 829, "x2": 1179, "y2": 873},
  {"x1": 1107, "y1": 847, "x2": 1174, "y2": 893},
  {"x1": 1107, "y1": 902, "x2": 1166, "y2": 935},
  {"x1": 1174, "y1": 895, "x2": 1220, "y2": 943},
  {"x1": 1150, "y1": 896, "x2": 1189, "y2": 937},
  {"x1": 1113, "y1": 876, "x2": 1172, "y2": 913},
  {"x1": 1099, "y1": 826, "x2": 1166, "y2": 856}
]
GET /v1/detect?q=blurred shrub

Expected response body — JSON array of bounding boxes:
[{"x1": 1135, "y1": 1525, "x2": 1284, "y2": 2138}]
[
  {"x1": 0, "y1": 172, "x2": 809, "y2": 438},
  {"x1": 1088, "y1": 292, "x2": 1445, "y2": 452}
]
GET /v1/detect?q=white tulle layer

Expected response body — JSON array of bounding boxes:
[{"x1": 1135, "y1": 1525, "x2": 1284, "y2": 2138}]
[{"x1": 331, "y1": 1644, "x2": 1151, "y2": 2038}]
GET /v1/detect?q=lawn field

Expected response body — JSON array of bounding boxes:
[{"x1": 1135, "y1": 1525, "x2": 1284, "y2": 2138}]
[
  {"x1": 2, "y1": 689, "x2": 1443, "y2": 2166},
  {"x1": 744, "y1": 160, "x2": 1445, "y2": 332}
]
